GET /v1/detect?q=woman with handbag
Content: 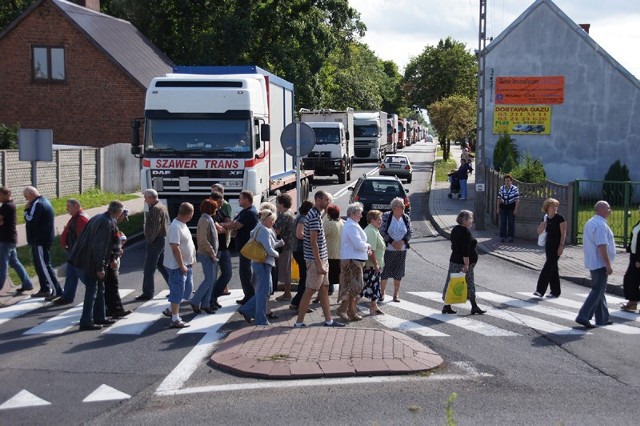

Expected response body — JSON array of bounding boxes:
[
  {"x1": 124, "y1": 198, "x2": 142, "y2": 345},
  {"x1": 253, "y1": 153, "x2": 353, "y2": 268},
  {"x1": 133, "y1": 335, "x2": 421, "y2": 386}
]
[
  {"x1": 620, "y1": 209, "x2": 640, "y2": 312},
  {"x1": 238, "y1": 209, "x2": 284, "y2": 325},
  {"x1": 533, "y1": 198, "x2": 566, "y2": 298},
  {"x1": 441, "y1": 210, "x2": 485, "y2": 315}
]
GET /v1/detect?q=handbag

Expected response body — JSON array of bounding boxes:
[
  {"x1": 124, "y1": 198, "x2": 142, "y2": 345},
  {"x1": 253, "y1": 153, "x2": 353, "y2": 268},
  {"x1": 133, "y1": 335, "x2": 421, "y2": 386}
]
[
  {"x1": 444, "y1": 272, "x2": 467, "y2": 304},
  {"x1": 240, "y1": 227, "x2": 267, "y2": 263},
  {"x1": 537, "y1": 214, "x2": 548, "y2": 247}
]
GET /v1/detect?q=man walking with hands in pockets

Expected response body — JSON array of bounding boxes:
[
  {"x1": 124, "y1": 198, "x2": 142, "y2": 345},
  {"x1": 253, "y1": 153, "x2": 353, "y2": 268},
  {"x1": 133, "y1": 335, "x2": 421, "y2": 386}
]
[{"x1": 575, "y1": 200, "x2": 616, "y2": 329}]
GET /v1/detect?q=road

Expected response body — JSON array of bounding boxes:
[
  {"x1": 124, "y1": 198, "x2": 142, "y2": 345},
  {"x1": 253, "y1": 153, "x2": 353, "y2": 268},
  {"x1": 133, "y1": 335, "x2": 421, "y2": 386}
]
[{"x1": 1, "y1": 140, "x2": 640, "y2": 425}]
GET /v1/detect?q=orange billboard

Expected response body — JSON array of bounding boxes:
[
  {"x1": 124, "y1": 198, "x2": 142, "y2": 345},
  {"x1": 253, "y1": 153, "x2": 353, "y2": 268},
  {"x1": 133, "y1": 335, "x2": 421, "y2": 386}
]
[{"x1": 495, "y1": 76, "x2": 564, "y2": 104}]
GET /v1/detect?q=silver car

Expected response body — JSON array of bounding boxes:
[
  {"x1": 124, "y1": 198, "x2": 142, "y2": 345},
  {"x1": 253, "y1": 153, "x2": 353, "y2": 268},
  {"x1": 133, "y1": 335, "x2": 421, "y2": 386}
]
[{"x1": 379, "y1": 154, "x2": 413, "y2": 183}]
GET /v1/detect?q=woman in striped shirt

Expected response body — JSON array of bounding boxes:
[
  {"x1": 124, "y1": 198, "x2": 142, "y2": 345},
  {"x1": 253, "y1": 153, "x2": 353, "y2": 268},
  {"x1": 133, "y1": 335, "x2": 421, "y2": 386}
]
[{"x1": 496, "y1": 174, "x2": 519, "y2": 243}]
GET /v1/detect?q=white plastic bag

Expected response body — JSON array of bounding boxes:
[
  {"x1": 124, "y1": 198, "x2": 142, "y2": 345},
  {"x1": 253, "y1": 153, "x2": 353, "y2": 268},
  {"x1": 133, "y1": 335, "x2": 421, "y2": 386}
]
[{"x1": 537, "y1": 214, "x2": 548, "y2": 247}]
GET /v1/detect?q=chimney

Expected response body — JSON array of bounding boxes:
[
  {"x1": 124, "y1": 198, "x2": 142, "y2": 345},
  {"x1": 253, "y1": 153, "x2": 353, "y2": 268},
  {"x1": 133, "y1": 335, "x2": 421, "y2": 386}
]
[
  {"x1": 70, "y1": 0, "x2": 101, "y2": 12},
  {"x1": 579, "y1": 24, "x2": 590, "y2": 34}
]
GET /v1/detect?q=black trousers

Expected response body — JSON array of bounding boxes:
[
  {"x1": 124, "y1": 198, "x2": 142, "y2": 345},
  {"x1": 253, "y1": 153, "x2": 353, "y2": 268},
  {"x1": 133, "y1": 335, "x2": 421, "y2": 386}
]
[
  {"x1": 291, "y1": 250, "x2": 307, "y2": 307},
  {"x1": 536, "y1": 246, "x2": 561, "y2": 296},
  {"x1": 104, "y1": 267, "x2": 124, "y2": 315},
  {"x1": 623, "y1": 254, "x2": 640, "y2": 301}
]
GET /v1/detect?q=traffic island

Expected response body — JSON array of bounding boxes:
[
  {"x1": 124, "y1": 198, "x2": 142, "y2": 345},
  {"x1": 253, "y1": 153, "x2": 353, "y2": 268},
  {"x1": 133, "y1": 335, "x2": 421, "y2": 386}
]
[{"x1": 210, "y1": 326, "x2": 443, "y2": 379}]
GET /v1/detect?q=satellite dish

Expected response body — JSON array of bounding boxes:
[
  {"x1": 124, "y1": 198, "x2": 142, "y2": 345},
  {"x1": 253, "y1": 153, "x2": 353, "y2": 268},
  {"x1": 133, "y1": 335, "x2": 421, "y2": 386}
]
[{"x1": 280, "y1": 122, "x2": 316, "y2": 157}]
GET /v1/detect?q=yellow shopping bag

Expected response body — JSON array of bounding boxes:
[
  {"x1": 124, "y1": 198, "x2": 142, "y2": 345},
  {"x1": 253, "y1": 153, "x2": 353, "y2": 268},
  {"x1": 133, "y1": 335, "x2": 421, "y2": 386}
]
[
  {"x1": 444, "y1": 272, "x2": 468, "y2": 304},
  {"x1": 291, "y1": 257, "x2": 300, "y2": 282}
]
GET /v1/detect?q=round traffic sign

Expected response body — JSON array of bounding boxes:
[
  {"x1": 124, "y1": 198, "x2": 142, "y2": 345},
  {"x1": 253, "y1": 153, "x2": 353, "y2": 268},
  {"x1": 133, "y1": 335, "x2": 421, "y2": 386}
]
[{"x1": 280, "y1": 122, "x2": 316, "y2": 157}]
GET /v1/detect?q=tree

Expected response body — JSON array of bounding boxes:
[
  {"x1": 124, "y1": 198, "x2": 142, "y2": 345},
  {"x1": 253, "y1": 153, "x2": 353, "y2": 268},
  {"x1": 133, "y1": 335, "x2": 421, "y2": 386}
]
[
  {"x1": 0, "y1": 0, "x2": 31, "y2": 32},
  {"x1": 0, "y1": 123, "x2": 18, "y2": 149},
  {"x1": 492, "y1": 133, "x2": 519, "y2": 173},
  {"x1": 404, "y1": 37, "x2": 477, "y2": 108},
  {"x1": 428, "y1": 95, "x2": 476, "y2": 160}
]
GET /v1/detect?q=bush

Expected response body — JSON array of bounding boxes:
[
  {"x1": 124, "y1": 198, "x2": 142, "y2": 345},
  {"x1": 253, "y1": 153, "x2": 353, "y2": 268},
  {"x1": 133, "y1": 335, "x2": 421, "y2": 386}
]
[
  {"x1": 0, "y1": 123, "x2": 18, "y2": 149},
  {"x1": 492, "y1": 132, "x2": 519, "y2": 172},
  {"x1": 602, "y1": 160, "x2": 633, "y2": 204},
  {"x1": 511, "y1": 152, "x2": 547, "y2": 183}
]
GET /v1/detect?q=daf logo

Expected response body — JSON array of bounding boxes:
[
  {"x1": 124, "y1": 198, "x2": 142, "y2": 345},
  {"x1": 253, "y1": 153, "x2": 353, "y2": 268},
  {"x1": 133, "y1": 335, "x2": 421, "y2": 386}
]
[
  {"x1": 228, "y1": 171, "x2": 243, "y2": 176},
  {"x1": 151, "y1": 170, "x2": 171, "y2": 175}
]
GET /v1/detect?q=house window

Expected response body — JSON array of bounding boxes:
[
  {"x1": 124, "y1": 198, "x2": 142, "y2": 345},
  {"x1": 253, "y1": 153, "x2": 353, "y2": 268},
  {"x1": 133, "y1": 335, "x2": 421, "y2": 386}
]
[{"x1": 32, "y1": 46, "x2": 65, "y2": 81}]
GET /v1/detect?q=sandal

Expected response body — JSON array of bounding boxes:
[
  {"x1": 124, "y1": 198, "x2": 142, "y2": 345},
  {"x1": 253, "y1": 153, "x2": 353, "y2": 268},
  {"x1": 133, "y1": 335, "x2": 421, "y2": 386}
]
[{"x1": 620, "y1": 302, "x2": 637, "y2": 312}]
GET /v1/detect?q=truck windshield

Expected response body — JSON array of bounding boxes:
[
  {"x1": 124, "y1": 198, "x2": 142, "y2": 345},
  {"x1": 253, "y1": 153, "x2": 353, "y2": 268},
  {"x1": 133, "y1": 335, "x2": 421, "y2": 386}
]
[
  {"x1": 354, "y1": 124, "x2": 378, "y2": 138},
  {"x1": 313, "y1": 128, "x2": 340, "y2": 144},
  {"x1": 145, "y1": 119, "x2": 252, "y2": 155},
  {"x1": 387, "y1": 123, "x2": 393, "y2": 135}
]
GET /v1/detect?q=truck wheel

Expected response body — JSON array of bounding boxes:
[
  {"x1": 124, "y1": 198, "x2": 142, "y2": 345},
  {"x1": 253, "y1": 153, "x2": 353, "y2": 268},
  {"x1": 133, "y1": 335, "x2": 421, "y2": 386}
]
[
  {"x1": 338, "y1": 170, "x2": 346, "y2": 184},
  {"x1": 407, "y1": 175, "x2": 412, "y2": 184},
  {"x1": 346, "y1": 166, "x2": 351, "y2": 181}
]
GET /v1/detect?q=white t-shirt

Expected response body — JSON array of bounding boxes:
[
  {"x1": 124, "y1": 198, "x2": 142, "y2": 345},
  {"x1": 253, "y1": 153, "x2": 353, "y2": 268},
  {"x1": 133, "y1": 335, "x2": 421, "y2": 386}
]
[{"x1": 163, "y1": 219, "x2": 196, "y2": 269}]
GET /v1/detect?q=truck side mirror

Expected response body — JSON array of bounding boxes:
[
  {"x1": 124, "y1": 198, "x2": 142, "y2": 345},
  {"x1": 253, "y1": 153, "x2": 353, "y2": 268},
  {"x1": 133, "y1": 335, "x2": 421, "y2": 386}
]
[
  {"x1": 261, "y1": 123, "x2": 271, "y2": 141},
  {"x1": 131, "y1": 119, "x2": 142, "y2": 157}
]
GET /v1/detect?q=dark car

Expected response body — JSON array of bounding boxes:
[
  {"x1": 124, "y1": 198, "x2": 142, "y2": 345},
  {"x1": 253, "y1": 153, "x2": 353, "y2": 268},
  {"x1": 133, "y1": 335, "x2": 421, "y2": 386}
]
[{"x1": 348, "y1": 175, "x2": 410, "y2": 227}]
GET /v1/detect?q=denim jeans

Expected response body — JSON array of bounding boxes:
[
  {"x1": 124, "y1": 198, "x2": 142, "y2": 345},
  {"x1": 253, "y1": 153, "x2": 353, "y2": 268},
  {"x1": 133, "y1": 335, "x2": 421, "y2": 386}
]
[
  {"x1": 576, "y1": 267, "x2": 610, "y2": 325},
  {"x1": 499, "y1": 208, "x2": 516, "y2": 239},
  {"x1": 0, "y1": 242, "x2": 32, "y2": 291},
  {"x1": 142, "y1": 237, "x2": 169, "y2": 298},
  {"x1": 239, "y1": 262, "x2": 272, "y2": 325},
  {"x1": 77, "y1": 268, "x2": 106, "y2": 327},
  {"x1": 192, "y1": 254, "x2": 218, "y2": 308},
  {"x1": 60, "y1": 260, "x2": 80, "y2": 302},
  {"x1": 31, "y1": 244, "x2": 62, "y2": 295},
  {"x1": 238, "y1": 254, "x2": 254, "y2": 300},
  {"x1": 459, "y1": 178, "x2": 468, "y2": 199},
  {"x1": 211, "y1": 249, "x2": 232, "y2": 303},
  {"x1": 167, "y1": 267, "x2": 193, "y2": 304}
]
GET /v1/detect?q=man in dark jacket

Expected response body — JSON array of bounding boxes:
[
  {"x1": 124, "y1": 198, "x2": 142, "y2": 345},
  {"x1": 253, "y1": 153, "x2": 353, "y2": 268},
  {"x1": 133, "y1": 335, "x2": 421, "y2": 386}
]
[
  {"x1": 23, "y1": 186, "x2": 62, "y2": 298},
  {"x1": 0, "y1": 186, "x2": 33, "y2": 292},
  {"x1": 70, "y1": 201, "x2": 124, "y2": 331}
]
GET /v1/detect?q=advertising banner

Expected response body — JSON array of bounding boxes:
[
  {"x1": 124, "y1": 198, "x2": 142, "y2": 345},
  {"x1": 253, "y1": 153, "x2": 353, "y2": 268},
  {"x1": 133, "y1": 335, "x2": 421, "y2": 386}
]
[
  {"x1": 493, "y1": 105, "x2": 551, "y2": 135},
  {"x1": 495, "y1": 76, "x2": 564, "y2": 104}
]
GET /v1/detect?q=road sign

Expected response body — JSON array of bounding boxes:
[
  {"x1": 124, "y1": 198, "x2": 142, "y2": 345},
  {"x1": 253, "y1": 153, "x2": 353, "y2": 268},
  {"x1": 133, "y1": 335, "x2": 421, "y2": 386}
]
[{"x1": 280, "y1": 122, "x2": 315, "y2": 157}]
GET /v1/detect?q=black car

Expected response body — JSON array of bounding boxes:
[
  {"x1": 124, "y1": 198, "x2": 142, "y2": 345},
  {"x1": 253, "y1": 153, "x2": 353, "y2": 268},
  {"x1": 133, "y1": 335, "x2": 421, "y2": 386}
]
[{"x1": 348, "y1": 175, "x2": 410, "y2": 227}]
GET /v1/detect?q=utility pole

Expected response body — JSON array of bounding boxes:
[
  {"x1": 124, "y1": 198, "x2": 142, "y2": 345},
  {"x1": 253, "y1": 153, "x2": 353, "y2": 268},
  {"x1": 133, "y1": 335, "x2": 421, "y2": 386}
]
[{"x1": 474, "y1": 0, "x2": 488, "y2": 229}]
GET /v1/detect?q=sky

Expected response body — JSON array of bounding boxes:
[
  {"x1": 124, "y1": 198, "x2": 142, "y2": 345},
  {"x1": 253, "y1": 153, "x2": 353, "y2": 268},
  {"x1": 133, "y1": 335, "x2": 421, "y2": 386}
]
[{"x1": 349, "y1": 0, "x2": 640, "y2": 79}]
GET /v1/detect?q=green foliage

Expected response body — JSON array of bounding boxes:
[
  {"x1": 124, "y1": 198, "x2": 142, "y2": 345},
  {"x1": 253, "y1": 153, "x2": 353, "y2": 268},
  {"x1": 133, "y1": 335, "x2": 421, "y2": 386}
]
[
  {"x1": 510, "y1": 152, "x2": 546, "y2": 183},
  {"x1": 492, "y1": 133, "x2": 519, "y2": 173},
  {"x1": 404, "y1": 37, "x2": 477, "y2": 108},
  {"x1": 0, "y1": 0, "x2": 31, "y2": 32},
  {"x1": 602, "y1": 160, "x2": 633, "y2": 203},
  {"x1": 0, "y1": 123, "x2": 18, "y2": 149},
  {"x1": 428, "y1": 95, "x2": 476, "y2": 160},
  {"x1": 445, "y1": 392, "x2": 458, "y2": 426}
]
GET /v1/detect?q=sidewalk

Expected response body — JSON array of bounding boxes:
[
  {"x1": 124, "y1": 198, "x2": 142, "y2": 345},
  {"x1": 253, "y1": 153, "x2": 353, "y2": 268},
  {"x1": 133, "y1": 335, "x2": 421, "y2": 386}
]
[{"x1": 427, "y1": 143, "x2": 627, "y2": 295}]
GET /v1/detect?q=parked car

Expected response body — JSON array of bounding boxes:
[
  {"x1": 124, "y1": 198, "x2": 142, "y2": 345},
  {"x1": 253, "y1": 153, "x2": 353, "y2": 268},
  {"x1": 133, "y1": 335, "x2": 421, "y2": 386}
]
[
  {"x1": 531, "y1": 124, "x2": 545, "y2": 133},
  {"x1": 379, "y1": 154, "x2": 413, "y2": 183},
  {"x1": 512, "y1": 124, "x2": 533, "y2": 132},
  {"x1": 348, "y1": 175, "x2": 410, "y2": 227}
]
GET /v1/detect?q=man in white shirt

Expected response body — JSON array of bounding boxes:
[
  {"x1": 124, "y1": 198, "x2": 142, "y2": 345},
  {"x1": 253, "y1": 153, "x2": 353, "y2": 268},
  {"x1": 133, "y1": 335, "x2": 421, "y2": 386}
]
[
  {"x1": 163, "y1": 202, "x2": 196, "y2": 329},
  {"x1": 575, "y1": 200, "x2": 616, "y2": 328}
]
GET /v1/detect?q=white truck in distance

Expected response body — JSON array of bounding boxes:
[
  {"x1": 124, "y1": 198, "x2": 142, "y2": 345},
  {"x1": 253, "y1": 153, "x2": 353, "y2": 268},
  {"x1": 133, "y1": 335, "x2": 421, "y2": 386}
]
[
  {"x1": 130, "y1": 65, "x2": 312, "y2": 226},
  {"x1": 353, "y1": 111, "x2": 388, "y2": 161},
  {"x1": 299, "y1": 108, "x2": 355, "y2": 184}
]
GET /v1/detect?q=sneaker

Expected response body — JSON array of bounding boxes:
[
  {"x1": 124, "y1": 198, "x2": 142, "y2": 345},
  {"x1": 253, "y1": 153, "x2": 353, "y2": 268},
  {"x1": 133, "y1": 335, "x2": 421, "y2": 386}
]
[
  {"x1": 15, "y1": 287, "x2": 33, "y2": 294},
  {"x1": 135, "y1": 294, "x2": 152, "y2": 301},
  {"x1": 169, "y1": 319, "x2": 190, "y2": 329},
  {"x1": 546, "y1": 293, "x2": 558, "y2": 298},
  {"x1": 44, "y1": 295, "x2": 57, "y2": 302},
  {"x1": 324, "y1": 321, "x2": 346, "y2": 327},
  {"x1": 293, "y1": 322, "x2": 307, "y2": 328},
  {"x1": 162, "y1": 308, "x2": 172, "y2": 318},
  {"x1": 533, "y1": 292, "x2": 543, "y2": 297}
]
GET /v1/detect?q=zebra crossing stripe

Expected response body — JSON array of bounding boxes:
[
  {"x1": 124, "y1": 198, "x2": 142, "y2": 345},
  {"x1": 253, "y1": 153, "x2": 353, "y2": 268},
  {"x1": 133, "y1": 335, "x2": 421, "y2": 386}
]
[
  {"x1": 102, "y1": 290, "x2": 170, "y2": 335},
  {"x1": 177, "y1": 290, "x2": 243, "y2": 334},
  {"x1": 23, "y1": 290, "x2": 134, "y2": 335},
  {"x1": 413, "y1": 291, "x2": 588, "y2": 336},
  {"x1": 359, "y1": 307, "x2": 449, "y2": 337},
  {"x1": 0, "y1": 298, "x2": 48, "y2": 326},
  {"x1": 397, "y1": 295, "x2": 519, "y2": 336},
  {"x1": 516, "y1": 292, "x2": 640, "y2": 323}
]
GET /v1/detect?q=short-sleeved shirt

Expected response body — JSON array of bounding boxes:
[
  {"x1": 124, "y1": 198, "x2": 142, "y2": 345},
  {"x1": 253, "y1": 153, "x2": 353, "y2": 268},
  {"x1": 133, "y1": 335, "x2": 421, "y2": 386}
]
[
  {"x1": 292, "y1": 214, "x2": 306, "y2": 253},
  {"x1": 214, "y1": 202, "x2": 231, "y2": 250},
  {"x1": 583, "y1": 214, "x2": 615, "y2": 270},
  {"x1": 364, "y1": 224, "x2": 385, "y2": 268},
  {"x1": 544, "y1": 213, "x2": 565, "y2": 248},
  {"x1": 323, "y1": 219, "x2": 344, "y2": 259},
  {"x1": 163, "y1": 219, "x2": 196, "y2": 269},
  {"x1": 234, "y1": 205, "x2": 258, "y2": 251},
  {"x1": 303, "y1": 207, "x2": 328, "y2": 261},
  {"x1": 274, "y1": 210, "x2": 295, "y2": 250}
]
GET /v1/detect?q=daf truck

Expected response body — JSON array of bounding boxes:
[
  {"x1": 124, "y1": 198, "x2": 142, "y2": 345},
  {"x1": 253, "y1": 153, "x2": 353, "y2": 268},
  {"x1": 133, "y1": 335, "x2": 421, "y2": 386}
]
[
  {"x1": 130, "y1": 65, "x2": 313, "y2": 225},
  {"x1": 299, "y1": 108, "x2": 355, "y2": 184},
  {"x1": 353, "y1": 111, "x2": 388, "y2": 161}
]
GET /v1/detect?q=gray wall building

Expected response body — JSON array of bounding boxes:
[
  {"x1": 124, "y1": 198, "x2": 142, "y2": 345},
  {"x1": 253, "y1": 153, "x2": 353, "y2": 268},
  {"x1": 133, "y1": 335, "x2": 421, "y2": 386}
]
[{"x1": 482, "y1": 0, "x2": 640, "y2": 184}]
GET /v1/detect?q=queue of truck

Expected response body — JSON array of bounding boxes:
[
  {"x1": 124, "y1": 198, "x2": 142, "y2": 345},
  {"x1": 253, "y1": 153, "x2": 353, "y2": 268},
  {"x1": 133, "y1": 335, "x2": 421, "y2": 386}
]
[{"x1": 130, "y1": 65, "x2": 426, "y2": 224}]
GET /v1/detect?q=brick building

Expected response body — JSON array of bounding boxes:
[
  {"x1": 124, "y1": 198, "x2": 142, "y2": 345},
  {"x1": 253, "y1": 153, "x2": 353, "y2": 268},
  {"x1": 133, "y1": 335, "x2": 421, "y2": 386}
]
[{"x1": 0, "y1": 0, "x2": 173, "y2": 147}]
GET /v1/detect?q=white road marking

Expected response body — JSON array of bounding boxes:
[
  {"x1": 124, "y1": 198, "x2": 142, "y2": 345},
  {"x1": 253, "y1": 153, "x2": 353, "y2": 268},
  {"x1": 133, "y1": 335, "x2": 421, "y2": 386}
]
[
  {"x1": 0, "y1": 298, "x2": 48, "y2": 326},
  {"x1": 102, "y1": 290, "x2": 170, "y2": 335},
  {"x1": 24, "y1": 289, "x2": 134, "y2": 335},
  {"x1": 0, "y1": 390, "x2": 51, "y2": 410},
  {"x1": 360, "y1": 307, "x2": 449, "y2": 337},
  {"x1": 177, "y1": 290, "x2": 242, "y2": 334},
  {"x1": 331, "y1": 167, "x2": 379, "y2": 199},
  {"x1": 414, "y1": 291, "x2": 587, "y2": 336},
  {"x1": 83, "y1": 384, "x2": 131, "y2": 402},
  {"x1": 402, "y1": 294, "x2": 519, "y2": 336}
]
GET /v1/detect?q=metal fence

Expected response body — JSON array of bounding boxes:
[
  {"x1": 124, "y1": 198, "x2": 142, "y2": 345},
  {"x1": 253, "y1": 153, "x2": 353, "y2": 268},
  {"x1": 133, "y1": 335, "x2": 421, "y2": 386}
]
[{"x1": 573, "y1": 179, "x2": 640, "y2": 246}]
